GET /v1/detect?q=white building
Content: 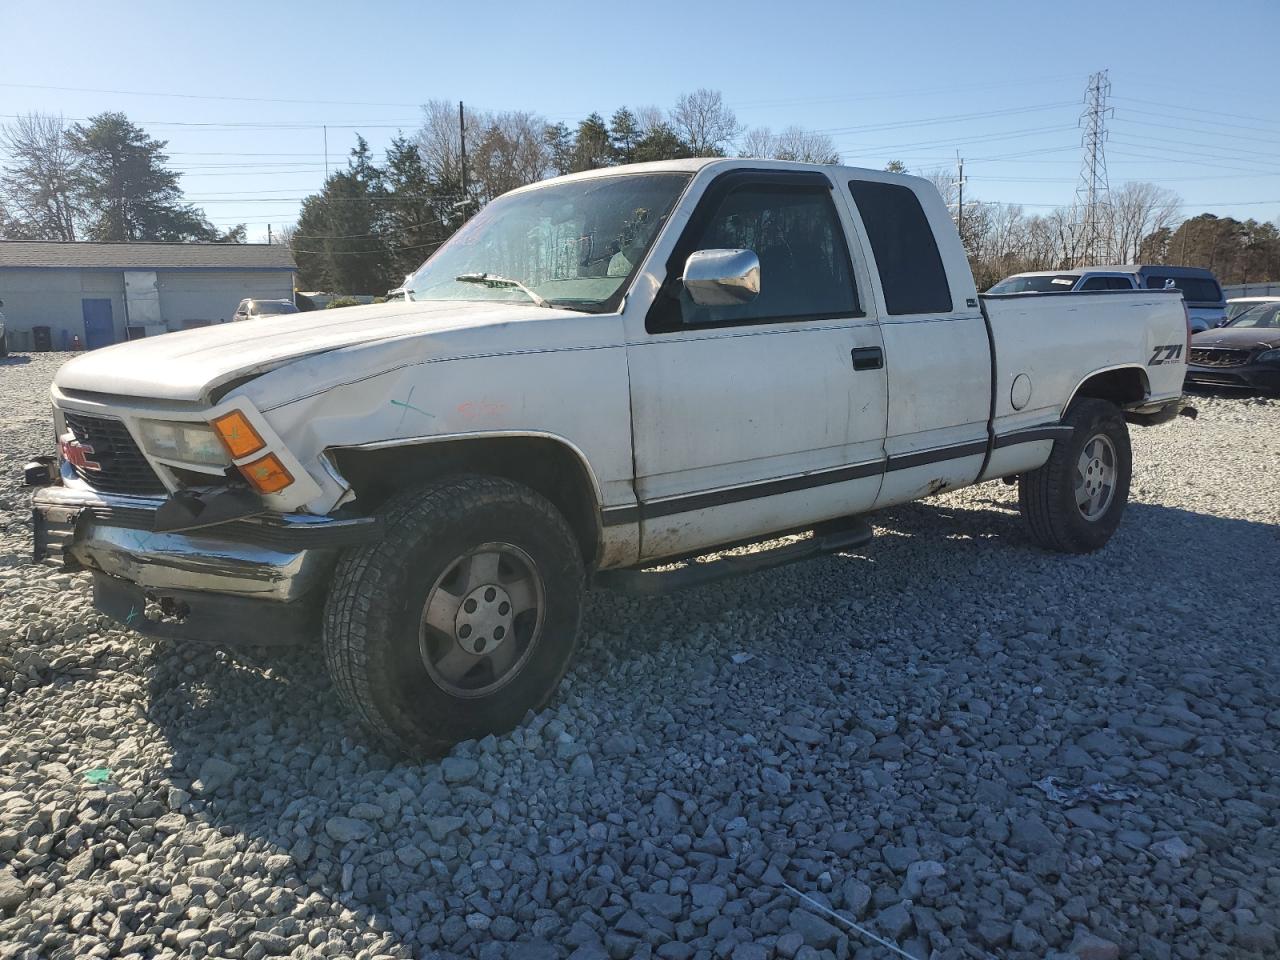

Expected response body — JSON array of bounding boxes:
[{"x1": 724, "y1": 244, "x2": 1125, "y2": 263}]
[{"x1": 0, "y1": 241, "x2": 296, "y2": 351}]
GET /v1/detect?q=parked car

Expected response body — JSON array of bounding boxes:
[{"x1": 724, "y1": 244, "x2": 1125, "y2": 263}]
[
  {"x1": 31, "y1": 159, "x2": 1190, "y2": 755},
  {"x1": 1186, "y1": 301, "x2": 1280, "y2": 394},
  {"x1": 1225, "y1": 295, "x2": 1280, "y2": 325},
  {"x1": 231, "y1": 298, "x2": 300, "y2": 321},
  {"x1": 990, "y1": 265, "x2": 1226, "y2": 332}
]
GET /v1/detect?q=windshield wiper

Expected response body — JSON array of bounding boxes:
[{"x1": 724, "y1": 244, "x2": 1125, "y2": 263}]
[{"x1": 454, "y1": 272, "x2": 553, "y2": 309}]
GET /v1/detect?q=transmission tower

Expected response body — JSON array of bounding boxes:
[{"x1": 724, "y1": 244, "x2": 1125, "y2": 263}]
[{"x1": 1074, "y1": 70, "x2": 1114, "y2": 266}]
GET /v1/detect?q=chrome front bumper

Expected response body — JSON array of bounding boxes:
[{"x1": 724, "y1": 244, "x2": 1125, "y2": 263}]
[{"x1": 33, "y1": 484, "x2": 379, "y2": 604}]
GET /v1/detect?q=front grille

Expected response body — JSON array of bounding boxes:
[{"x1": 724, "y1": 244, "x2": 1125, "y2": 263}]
[
  {"x1": 61, "y1": 412, "x2": 166, "y2": 495},
  {"x1": 1189, "y1": 347, "x2": 1252, "y2": 367}
]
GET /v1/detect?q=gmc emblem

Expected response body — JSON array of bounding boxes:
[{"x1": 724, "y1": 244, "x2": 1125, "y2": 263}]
[{"x1": 59, "y1": 434, "x2": 101, "y2": 471}]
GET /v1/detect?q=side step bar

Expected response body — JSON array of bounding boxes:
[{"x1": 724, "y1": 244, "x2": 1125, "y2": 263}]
[{"x1": 596, "y1": 518, "x2": 874, "y2": 597}]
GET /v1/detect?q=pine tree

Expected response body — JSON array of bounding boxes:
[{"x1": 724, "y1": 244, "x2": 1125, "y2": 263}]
[
  {"x1": 632, "y1": 123, "x2": 693, "y2": 163},
  {"x1": 544, "y1": 122, "x2": 575, "y2": 177},
  {"x1": 571, "y1": 113, "x2": 613, "y2": 172},
  {"x1": 383, "y1": 135, "x2": 456, "y2": 281},
  {"x1": 291, "y1": 136, "x2": 392, "y2": 294},
  {"x1": 609, "y1": 108, "x2": 641, "y2": 165},
  {"x1": 67, "y1": 112, "x2": 225, "y2": 242}
]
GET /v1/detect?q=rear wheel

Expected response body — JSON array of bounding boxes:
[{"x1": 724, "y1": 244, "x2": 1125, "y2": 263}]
[
  {"x1": 323, "y1": 475, "x2": 584, "y2": 756},
  {"x1": 1018, "y1": 399, "x2": 1132, "y2": 553}
]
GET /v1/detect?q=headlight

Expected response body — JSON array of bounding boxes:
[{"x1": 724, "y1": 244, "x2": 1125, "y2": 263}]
[
  {"x1": 137, "y1": 420, "x2": 229, "y2": 467},
  {"x1": 1256, "y1": 348, "x2": 1280, "y2": 364}
]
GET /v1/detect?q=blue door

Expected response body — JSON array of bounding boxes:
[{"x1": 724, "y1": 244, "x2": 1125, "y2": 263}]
[{"x1": 81, "y1": 299, "x2": 115, "y2": 350}]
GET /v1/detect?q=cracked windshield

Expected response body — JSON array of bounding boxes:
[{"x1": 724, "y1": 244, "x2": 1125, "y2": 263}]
[{"x1": 405, "y1": 173, "x2": 690, "y2": 311}]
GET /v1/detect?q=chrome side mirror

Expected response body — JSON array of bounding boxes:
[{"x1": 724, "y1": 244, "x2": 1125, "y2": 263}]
[{"x1": 682, "y1": 249, "x2": 760, "y2": 306}]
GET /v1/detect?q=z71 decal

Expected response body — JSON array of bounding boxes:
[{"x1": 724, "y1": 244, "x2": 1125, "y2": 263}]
[{"x1": 1148, "y1": 344, "x2": 1184, "y2": 365}]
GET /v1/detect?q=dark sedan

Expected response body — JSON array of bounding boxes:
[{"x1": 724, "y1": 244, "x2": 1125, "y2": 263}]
[{"x1": 1186, "y1": 302, "x2": 1280, "y2": 394}]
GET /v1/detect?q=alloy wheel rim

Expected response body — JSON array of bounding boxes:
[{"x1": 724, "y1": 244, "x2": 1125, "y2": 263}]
[
  {"x1": 1074, "y1": 433, "x2": 1117, "y2": 521},
  {"x1": 419, "y1": 542, "x2": 544, "y2": 698}
]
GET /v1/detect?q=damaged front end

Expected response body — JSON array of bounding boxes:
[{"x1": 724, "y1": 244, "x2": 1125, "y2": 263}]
[{"x1": 31, "y1": 470, "x2": 379, "y2": 646}]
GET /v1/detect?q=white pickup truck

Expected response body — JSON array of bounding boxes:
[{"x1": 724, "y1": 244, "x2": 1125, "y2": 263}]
[{"x1": 31, "y1": 159, "x2": 1191, "y2": 755}]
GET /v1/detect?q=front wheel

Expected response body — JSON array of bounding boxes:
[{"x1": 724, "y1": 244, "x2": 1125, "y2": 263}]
[
  {"x1": 1018, "y1": 399, "x2": 1132, "y2": 554},
  {"x1": 323, "y1": 475, "x2": 584, "y2": 756}
]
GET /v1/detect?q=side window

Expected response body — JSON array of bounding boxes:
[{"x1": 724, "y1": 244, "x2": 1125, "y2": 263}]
[
  {"x1": 1108, "y1": 277, "x2": 1134, "y2": 290},
  {"x1": 1080, "y1": 276, "x2": 1108, "y2": 291},
  {"x1": 847, "y1": 179, "x2": 953, "y2": 315},
  {"x1": 656, "y1": 183, "x2": 859, "y2": 330}
]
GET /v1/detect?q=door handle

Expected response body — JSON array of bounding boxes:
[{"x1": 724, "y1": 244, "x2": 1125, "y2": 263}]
[{"x1": 851, "y1": 346, "x2": 883, "y2": 371}]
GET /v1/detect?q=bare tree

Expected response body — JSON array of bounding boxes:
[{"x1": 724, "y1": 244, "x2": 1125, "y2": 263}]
[
  {"x1": 634, "y1": 105, "x2": 667, "y2": 138},
  {"x1": 471, "y1": 111, "x2": 552, "y2": 200},
  {"x1": 416, "y1": 102, "x2": 551, "y2": 206},
  {"x1": 922, "y1": 167, "x2": 960, "y2": 211},
  {"x1": 1110, "y1": 181, "x2": 1181, "y2": 263},
  {"x1": 1022, "y1": 215, "x2": 1063, "y2": 271},
  {"x1": 415, "y1": 99, "x2": 484, "y2": 196},
  {"x1": 0, "y1": 112, "x2": 82, "y2": 240},
  {"x1": 1049, "y1": 206, "x2": 1082, "y2": 269},
  {"x1": 738, "y1": 127, "x2": 777, "y2": 160},
  {"x1": 670, "y1": 89, "x2": 742, "y2": 157},
  {"x1": 739, "y1": 125, "x2": 839, "y2": 164}
]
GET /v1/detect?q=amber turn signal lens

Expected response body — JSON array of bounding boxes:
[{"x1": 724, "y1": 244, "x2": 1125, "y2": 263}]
[
  {"x1": 239, "y1": 453, "x2": 294, "y2": 494},
  {"x1": 211, "y1": 411, "x2": 265, "y2": 459}
]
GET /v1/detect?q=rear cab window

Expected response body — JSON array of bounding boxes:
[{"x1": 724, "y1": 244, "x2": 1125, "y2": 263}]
[{"x1": 846, "y1": 180, "x2": 952, "y2": 314}]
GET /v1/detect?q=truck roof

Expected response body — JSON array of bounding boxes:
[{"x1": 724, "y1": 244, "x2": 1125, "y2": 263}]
[
  {"x1": 507, "y1": 157, "x2": 938, "y2": 195},
  {"x1": 1008, "y1": 264, "x2": 1218, "y2": 279}
]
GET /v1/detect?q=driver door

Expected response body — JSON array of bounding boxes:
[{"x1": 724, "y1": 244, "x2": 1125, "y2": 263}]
[{"x1": 624, "y1": 170, "x2": 888, "y2": 560}]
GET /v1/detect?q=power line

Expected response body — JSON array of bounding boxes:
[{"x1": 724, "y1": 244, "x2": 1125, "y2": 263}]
[
  {"x1": 290, "y1": 238, "x2": 449, "y2": 256},
  {"x1": 836, "y1": 124, "x2": 1079, "y2": 156},
  {"x1": 0, "y1": 81, "x2": 424, "y2": 109},
  {"x1": 729, "y1": 73, "x2": 1081, "y2": 111},
  {"x1": 811, "y1": 101, "x2": 1078, "y2": 137},
  {"x1": 1109, "y1": 144, "x2": 1280, "y2": 178},
  {"x1": 1117, "y1": 116, "x2": 1280, "y2": 149},
  {"x1": 1109, "y1": 132, "x2": 1280, "y2": 169},
  {"x1": 1111, "y1": 95, "x2": 1280, "y2": 135},
  {"x1": 0, "y1": 113, "x2": 418, "y2": 130}
]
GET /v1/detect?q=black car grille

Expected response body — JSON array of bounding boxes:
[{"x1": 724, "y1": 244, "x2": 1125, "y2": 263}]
[
  {"x1": 61, "y1": 412, "x2": 166, "y2": 495},
  {"x1": 1189, "y1": 347, "x2": 1252, "y2": 367}
]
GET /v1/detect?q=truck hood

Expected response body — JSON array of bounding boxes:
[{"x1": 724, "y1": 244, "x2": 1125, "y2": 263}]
[
  {"x1": 53, "y1": 300, "x2": 584, "y2": 403},
  {"x1": 1191, "y1": 326, "x2": 1280, "y2": 349}
]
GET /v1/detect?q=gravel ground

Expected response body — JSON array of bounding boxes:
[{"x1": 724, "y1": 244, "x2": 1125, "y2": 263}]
[{"x1": 1, "y1": 351, "x2": 1278, "y2": 960}]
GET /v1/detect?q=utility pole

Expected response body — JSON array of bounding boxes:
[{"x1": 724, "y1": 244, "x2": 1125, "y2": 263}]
[
  {"x1": 956, "y1": 152, "x2": 966, "y2": 245},
  {"x1": 1074, "y1": 70, "x2": 1114, "y2": 266},
  {"x1": 458, "y1": 101, "x2": 468, "y2": 217},
  {"x1": 267, "y1": 224, "x2": 272, "y2": 244},
  {"x1": 323, "y1": 125, "x2": 329, "y2": 180}
]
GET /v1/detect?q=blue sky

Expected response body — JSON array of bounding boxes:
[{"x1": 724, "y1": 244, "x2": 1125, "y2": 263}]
[{"x1": 3, "y1": 0, "x2": 1279, "y2": 242}]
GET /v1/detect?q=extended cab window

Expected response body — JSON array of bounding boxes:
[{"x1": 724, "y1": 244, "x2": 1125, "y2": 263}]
[
  {"x1": 847, "y1": 180, "x2": 952, "y2": 314},
  {"x1": 651, "y1": 181, "x2": 859, "y2": 331}
]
